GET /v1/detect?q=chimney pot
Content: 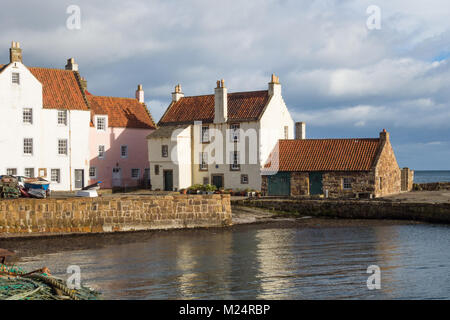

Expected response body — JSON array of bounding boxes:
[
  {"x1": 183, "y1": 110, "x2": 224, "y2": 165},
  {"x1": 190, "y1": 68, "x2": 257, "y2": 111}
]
[
  {"x1": 214, "y1": 79, "x2": 228, "y2": 123},
  {"x1": 268, "y1": 73, "x2": 281, "y2": 96},
  {"x1": 9, "y1": 41, "x2": 23, "y2": 63},
  {"x1": 136, "y1": 84, "x2": 145, "y2": 103},
  {"x1": 172, "y1": 84, "x2": 184, "y2": 102},
  {"x1": 65, "y1": 58, "x2": 79, "y2": 71}
]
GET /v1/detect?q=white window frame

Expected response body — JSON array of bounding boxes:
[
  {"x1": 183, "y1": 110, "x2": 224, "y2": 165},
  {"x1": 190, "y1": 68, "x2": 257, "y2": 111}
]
[
  {"x1": 96, "y1": 116, "x2": 107, "y2": 131},
  {"x1": 12, "y1": 72, "x2": 20, "y2": 85},
  {"x1": 23, "y1": 108, "x2": 33, "y2": 125},
  {"x1": 199, "y1": 152, "x2": 208, "y2": 171},
  {"x1": 24, "y1": 168, "x2": 35, "y2": 178},
  {"x1": 23, "y1": 138, "x2": 33, "y2": 155},
  {"x1": 131, "y1": 168, "x2": 140, "y2": 180},
  {"x1": 230, "y1": 151, "x2": 240, "y2": 171},
  {"x1": 121, "y1": 145, "x2": 128, "y2": 158},
  {"x1": 6, "y1": 168, "x2": 17, "y2": 176},
  {"x1": 343, "y1": 178, "x2": 352, "y2": 190},
  {"x1": 201, "y1": 126, "x2": 210, "y2": 143},
  {"x1": 51, "y1": 169, "x2": 61, "y2": 183},
  {"x1": 230, "y1": 124, "x2": 240, "y2": 142},
  {"x1": 58, "y1": 110, "x2": 67, "y2": 126},
  {"x1": 162, "y1": 145, "x2": 169, "y2": 158},
  {"x1": 89, "y1": 167, "x2": 97, "y2": 179},
  {"x1": 58, "y1": 139, "x2": 68, "y2": 156},
  {"x1": 98, "y1": 145, "x2": 105, "y2": 159}
]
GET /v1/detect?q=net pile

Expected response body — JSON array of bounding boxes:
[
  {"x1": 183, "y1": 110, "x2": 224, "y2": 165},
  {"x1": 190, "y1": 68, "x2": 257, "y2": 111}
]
[{"x1": 0, "y1": 264, "x2": 101, "y2": 300}]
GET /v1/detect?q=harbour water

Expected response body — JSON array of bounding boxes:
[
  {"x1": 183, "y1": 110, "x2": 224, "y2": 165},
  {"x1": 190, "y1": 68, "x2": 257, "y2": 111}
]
[
  {"x1": 7, "y1": 220, "x2": 450, "y2": 300},
  {"x1": 414, "y1": 170, "x2": 450, "y2": 183}
]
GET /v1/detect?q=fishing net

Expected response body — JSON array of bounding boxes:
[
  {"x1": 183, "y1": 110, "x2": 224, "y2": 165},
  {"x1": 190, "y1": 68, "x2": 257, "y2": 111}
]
[{"x1": 0, "y1": 264, "x2": 101, "y2": 300}]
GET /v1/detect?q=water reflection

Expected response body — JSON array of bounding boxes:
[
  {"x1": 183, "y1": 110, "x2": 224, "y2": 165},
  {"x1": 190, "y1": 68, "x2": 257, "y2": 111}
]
[{"x1": 10, "y1": 222, "x2": 450, "y2": 300}]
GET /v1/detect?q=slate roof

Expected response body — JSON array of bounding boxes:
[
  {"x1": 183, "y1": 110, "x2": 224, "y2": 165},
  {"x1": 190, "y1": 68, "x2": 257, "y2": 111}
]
[
  {"x1": 264, "y1": 138, "x2": 382, "y2": 172},
  {"x1": 159, "y1": 90, "x2": 270, "y2": 125}
]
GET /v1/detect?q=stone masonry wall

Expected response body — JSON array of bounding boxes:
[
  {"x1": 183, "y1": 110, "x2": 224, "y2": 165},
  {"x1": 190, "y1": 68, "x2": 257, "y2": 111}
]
[
  {"x1": 0, "y1": 194, "x2": 232, "y2": 237},
  {"x1": 374, "y1": 138, "x2": 401, "y2": 197},
  {"x1": 291, "y1": 172, "x2": 309, "y2": 196},
  {"x1": 322, "y1": 171, "x2": 375, "y2": 198}
]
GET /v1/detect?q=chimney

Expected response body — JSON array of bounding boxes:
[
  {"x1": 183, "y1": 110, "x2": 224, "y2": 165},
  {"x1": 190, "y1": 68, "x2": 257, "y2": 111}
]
[
  {"x1": 380, "y1": 129, "x2": 390, "y2": 142},
  {"x1": 80, "y1": 77, "x2": 87, "y2": 92},
  {"x1": 214, "y1": 79, "x2": 227, "y2": 123},
  {"x1": 136, "y1": 84, "x2": 145, "y2": 103},
  {"x1": 172, "y1": 84, "x2": 184, "y2": 102},
  {"x1": 9, "y1": 41, "x2": 23, "y2": 63},
  {"x1": 268, "y1": 73, "x2": 281, "y2": 96},
  {"x1": 295, "y1": 122, "x2": 306, "y2": 140},
  {"x1": 65, "y1": 58, "x2": 79, "y2": 71}
]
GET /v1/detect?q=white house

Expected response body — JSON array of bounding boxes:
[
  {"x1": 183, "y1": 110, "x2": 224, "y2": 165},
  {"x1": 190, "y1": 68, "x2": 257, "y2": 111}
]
[
  {"x1": 147, "y1": 75, "x2": 295, "y2": 191},
  {"x1": 0, "y1": 42, "x2": 91, "y2": 191}
]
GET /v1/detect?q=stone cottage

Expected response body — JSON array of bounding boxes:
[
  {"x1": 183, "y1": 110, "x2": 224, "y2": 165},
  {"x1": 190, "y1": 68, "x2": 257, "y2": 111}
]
[{"x1": 262, "y1": 130, "x2": 413, "y2": 198}]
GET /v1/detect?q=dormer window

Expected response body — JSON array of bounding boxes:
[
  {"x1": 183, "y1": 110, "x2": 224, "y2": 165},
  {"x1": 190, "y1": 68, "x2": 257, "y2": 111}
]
[
  {"x1": 96, "y1": 116, "x2": 107, "y2": 131},
  {"x1": 12, "y1": 72, "x2": 20, "y2": 84}
]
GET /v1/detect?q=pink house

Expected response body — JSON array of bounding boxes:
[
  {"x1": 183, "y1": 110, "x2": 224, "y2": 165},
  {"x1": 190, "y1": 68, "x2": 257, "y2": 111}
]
[{"x1": 87, "y1": 85, "x2": 157, "y2": 189}]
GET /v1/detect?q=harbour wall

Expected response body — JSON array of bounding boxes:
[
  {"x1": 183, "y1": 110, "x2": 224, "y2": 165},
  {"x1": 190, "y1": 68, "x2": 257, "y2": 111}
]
[
  {"x1": 0, "y1": 195, "x2": 232, "y2": 238},
  {"x1": 232, "y1": 199, "x2": 450, "y2": 224}
]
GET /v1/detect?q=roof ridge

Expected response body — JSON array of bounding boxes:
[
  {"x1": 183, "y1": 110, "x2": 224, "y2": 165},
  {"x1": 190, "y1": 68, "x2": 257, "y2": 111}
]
[
  {"x1": 281, "y1": 138, "x2": 380, "y2": 141},
  {"x1": 181, "y1": 89, "x2": 268, "y2": 99}
]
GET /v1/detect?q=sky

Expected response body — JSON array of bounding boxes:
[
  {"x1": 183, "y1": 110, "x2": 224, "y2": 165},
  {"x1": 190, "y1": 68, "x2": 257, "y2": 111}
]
[{"x1": 1, "y1": 0, "x2": 449, "y2": 170}]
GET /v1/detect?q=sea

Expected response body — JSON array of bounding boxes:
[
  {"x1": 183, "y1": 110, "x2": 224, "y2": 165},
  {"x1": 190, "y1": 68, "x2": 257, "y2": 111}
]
[{"x1": 413, "y1": 170, "x2": 450, "y2": 183}]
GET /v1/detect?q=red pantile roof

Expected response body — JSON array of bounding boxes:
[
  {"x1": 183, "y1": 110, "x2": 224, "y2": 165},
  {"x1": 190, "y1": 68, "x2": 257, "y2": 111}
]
[
  {"x1": 159, "y1": 90, "x2": 270, "y2": 125},
  {"x1": 264, "y1": 138, "x2": 382, "y2": 172},
  {"x1": 87, "y1": 94, "x2": 156, "y2": 129},
  {"x1": 28, "y1": 67, "x2": 89, "y2": 110}
]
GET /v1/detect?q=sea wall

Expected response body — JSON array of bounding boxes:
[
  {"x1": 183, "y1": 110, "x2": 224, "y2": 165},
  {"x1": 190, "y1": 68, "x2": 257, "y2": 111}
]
[
  {"x1": 0, "y1": 194, "x2": 232, "y2": 238},
  {"x1": 232, "y1": 199, "x2": 450, "y2": 224},
  {"x1": 414, "y1": 182, "x2": 450, "y2": 191}
]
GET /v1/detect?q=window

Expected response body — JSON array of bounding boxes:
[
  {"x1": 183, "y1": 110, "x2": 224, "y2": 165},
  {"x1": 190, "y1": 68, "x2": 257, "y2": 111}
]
[
  {"x1": 23, "y1": 138, "x2": 33, "y2": 155},
  {"x1": 58, "y1": 110, "x2": 67, "y2": 125},
  {"x1": 89, "y1": 167, "x2": 97, "y2": 179},
  {"x1": 154, "y1": 165, "x2": 160, "y2": 175},
  {"x1": 284, "y1": 126, "x2": 289, "y2": 139},
  {"x1": 98, "y1": 145, "x2": 105, "y2": 159},
  {"x1": 199, "y1": 152, "x2": 208, "y2": 171},
  {"x1": 51, "y1": 169, "x2": 60, "y2": 183},
  {"x1": 58, "y1": 139, "x2": 68, "y2": 155},
  {"x1": 343, "y1": 178, "x2": 352, "y2": 190},
  {"x1": 23, "y1": 108, "x2": 33, "y2": 124},
  {"x1": 230, "y1": 151, "x2": 240, "y2": 170},
  {"x1": 144, "y1": 168, "x2": 150, "y2": 181},
  {"x1": 38, "y1": 168, "x2": 47, "y2": 178},
  {"x1": 201, "y1": 126, "x2": 210, "y2": 143},
  {"x1": 162, "y1": 145, "x2": 168, "y2": 158},
  {"x1": 230, "y1": 124, "x2": 240, "y2": 142},
  {"x1": 121, "y1": 145, "x2": 128, "y2": 158},
  {"x1": 96, "y1": 117, "x2": 106, "y2": 131},
  {"x1": 241, "y1": 174, "x2": 249, "y2": 184},
  {"x1": 24, "y1": 168, "x2": 35, "y2": 178},
  {"x1": 131, "y1": 169, "x2": 140, "y2": 179},
  {"x1": 379, "y1": 177, "x2": 383, "y2": 190},
  {"x1": 12, "y1": 72, "x2": 20, "y2": 84},
  {"x1": 6, "y1": 168, "x2": 17, "y2": 176}
]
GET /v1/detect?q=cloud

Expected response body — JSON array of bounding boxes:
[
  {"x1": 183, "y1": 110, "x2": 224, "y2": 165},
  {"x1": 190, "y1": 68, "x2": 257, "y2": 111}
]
[{"x1": 1, "y1": 0, "x2": 449, "y2": 169}]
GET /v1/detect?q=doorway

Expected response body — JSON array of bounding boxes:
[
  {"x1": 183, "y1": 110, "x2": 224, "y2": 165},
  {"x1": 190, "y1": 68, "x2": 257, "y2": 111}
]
[
  {"x1": 267, "y1": 172, "x2": 290, "y2": 196},
  {"x1": 211, "y1": 174, "x2": 224, "y2": 189},
  {"x1": 74, "y1": 169, "x2": 84, "y2": 189},
  {"x1": 112, "y1": 167, "x2": 122, "y2": 187},
  {"x1": 163, "y1": 170, "x2": 173, "y2": 191},
  {"x1": 309, "y1": 172, "x2": 323, "y2": 195}
]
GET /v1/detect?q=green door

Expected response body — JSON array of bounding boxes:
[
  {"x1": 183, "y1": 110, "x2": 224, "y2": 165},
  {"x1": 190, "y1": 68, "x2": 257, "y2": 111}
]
[
  {"x1": 309, "y1": 172, "x2": 323, "y2": 195},
  {"x1": 212, "y1": 175, "x2": 224, "y2": 189},
  {"x1": 163, "y1": 170, "x2": 173, "y2": 191},
  {"x1": 268, "y1": 172, "x2": 291, "y2": 196}
]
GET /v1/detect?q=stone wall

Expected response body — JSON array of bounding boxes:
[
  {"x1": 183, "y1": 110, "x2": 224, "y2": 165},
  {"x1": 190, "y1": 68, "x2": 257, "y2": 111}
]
[
  {"x1": 414, "y1": 182, "x2": 450, "y2": 191},
  {"x1": 401, "y1": 168, "x2": 414, "y2": 192},
  {"x1": 291, "y1": 172, "x2": 309, "y2": 196},
  {"x1": 233, "y1": 199, "x2": 450, "y2": 224},
  {"x1": 322, "y1": 172, "x2": 375, "y2": 198},
  {"x1": 0, "y1": 194, "x2": 232, "y2": 237},
  {"x1": 373, "y1": 136, "x2": 401, "y2": 197}
]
